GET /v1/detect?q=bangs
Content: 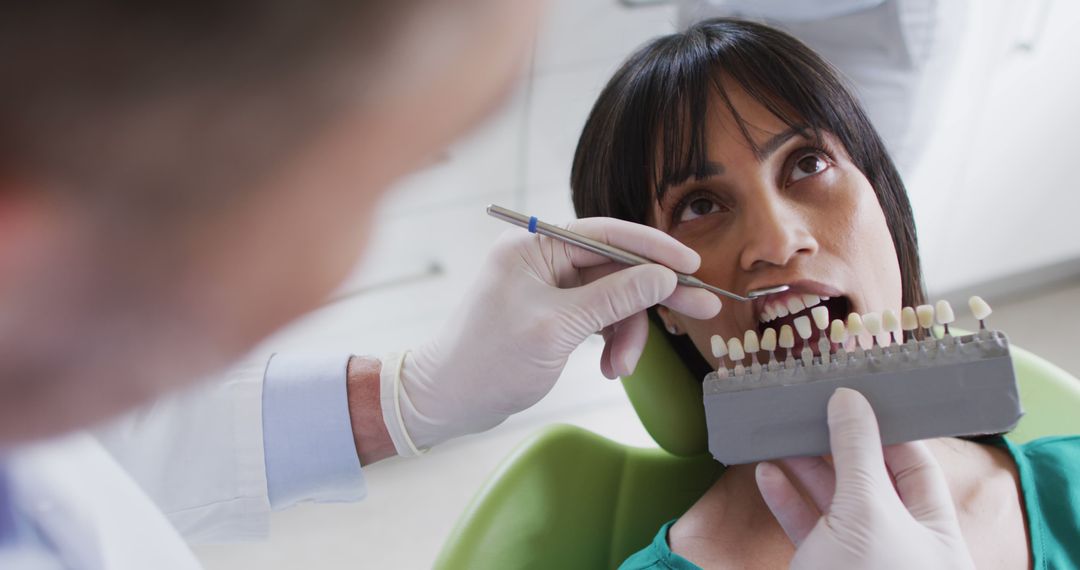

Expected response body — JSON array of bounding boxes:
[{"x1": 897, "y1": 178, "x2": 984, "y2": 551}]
[{"x1": 647, "y1": 28, "x2": 857, "y2": 204}]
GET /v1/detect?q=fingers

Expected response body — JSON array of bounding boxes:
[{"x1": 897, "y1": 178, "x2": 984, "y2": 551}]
[
  {"x1": 580, "y1": 262, "x2": 722, "y2": 321},
  {"x1": 883, "y1": 441, "x2": 960, "y2": 528},
  {"x1": 567, "y1": 264, "x2": 678, "y2": 336},
  {"x1": 775, "y1": 455, "x2": 836, "y2": 514},
  {"x1": 827, "y1": 388, "x2": 890, "y2": 495},
  {"x1": 756, "y1": 461, "x2": 819, "y2": 547},
  {"x1": 599, "y1": 312, "x2": 650, "y2": 379},
  {"x1": 661, "y1": 284, "x2": 722, "y2": 320},
  {"x1": 562, "y1": 218, "x2": 701, "y2": 274}
]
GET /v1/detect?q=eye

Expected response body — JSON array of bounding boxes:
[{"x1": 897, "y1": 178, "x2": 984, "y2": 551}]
[
  {"x1": 677, "y1": 195, "x2": 722, "y2": 223},
  {"x1": 788, "y1": 151, "x2": 829, "y2": 184}
]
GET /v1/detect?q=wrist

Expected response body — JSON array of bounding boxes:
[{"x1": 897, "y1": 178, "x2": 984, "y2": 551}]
[{"x1": 346, "y1": 355, "x2": 397, "y2": 465}]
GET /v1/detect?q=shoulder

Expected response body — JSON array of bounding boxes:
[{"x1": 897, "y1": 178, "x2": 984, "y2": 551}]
[
  {"x1": 619, "y1": 520, "x2": 701, "y2": 570},
  {"x1": 1005, "y1": 435, "x2": 1080, "y2": 569},
  {"x1": 1005, "y1": 435, "x2": 1080, "y2": 478}
]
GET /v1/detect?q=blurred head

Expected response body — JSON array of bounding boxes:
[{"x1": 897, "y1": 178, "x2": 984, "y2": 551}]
[
  {"x1": 571, "y1": 18, "x2": 925, "y2": 379},
  {"x1": 0, "y1": 0, "x2": 541, "y2": 444}
]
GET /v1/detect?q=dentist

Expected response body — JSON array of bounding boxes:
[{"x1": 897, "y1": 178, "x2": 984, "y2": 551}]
[{"x1": 0, "y1": 2, "x2": 973, "y2": 568}]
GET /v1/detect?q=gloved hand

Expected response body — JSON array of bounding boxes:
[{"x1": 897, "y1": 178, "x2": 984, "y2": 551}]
[
  {"x1": 755, "y1": 388, "x2": 975, "y2": 570},
  {"x1": 381, "y1": 217, "x2": 721, "y2": 453}
]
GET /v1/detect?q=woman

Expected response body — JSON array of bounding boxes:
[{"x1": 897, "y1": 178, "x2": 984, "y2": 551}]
[{"x1": 571, "y1": 19, "x2": 1079, "y2": 569}]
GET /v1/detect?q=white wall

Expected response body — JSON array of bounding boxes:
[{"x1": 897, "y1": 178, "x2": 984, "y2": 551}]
[{"x1": 905, "y1": 0, "x2": 1080, "y2": 294}]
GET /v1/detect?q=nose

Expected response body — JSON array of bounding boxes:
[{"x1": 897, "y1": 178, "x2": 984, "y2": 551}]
[{"x1": 738, "y1": 195, "x2": 818, "y2": 272}]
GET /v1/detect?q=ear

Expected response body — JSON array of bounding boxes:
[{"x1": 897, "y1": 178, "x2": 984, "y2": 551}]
[
  {"x1": 655, "y1": 305, "x2": 686, "y2": 336},
  {"x1": 0, "y1": 184, "x2": 71, "y2": 290}
]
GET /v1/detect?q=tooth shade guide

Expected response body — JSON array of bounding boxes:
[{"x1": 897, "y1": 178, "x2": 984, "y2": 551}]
[{"x1": 701, "y1": 320, "x2": 1022, "y2": 466}]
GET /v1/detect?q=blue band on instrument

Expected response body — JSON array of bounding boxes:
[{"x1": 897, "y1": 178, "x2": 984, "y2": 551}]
[{"x1": 528, "y1": 216, "x2": 538, "y2": 233}]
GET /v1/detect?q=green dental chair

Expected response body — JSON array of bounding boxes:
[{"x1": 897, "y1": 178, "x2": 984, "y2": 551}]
[{"x1": 433, "y1": 323, "x2": 1080, "y2": 569}]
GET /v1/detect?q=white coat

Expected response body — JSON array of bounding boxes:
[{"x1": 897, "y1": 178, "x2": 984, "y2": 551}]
[{"x1": 1, "y1": 358, "x2": 271, "y2": 569}]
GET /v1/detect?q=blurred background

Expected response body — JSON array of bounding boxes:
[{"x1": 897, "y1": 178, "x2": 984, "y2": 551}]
[{"x1": 194, "y1": 0, "x2": 1080, "y2": 567}]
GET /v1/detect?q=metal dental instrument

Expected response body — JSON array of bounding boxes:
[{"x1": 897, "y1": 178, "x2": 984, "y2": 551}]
[{"x1": 486, "y1": 204, "x2": 789, "y2": 302}]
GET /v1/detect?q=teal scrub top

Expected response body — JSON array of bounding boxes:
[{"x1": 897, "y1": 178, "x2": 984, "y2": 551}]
[{"x1": 620, "y1": 436, "x2": 1080, "y2": 570}]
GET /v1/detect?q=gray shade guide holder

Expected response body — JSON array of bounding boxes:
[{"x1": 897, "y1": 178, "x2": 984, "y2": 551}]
[{"x1": 703, "y1": 332, "x2": 1023, "y2": 465}]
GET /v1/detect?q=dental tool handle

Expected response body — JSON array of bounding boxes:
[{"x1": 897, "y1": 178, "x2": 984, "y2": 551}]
[{"x1": 486, "y1": 204, "x2": 751, "y2": 302}]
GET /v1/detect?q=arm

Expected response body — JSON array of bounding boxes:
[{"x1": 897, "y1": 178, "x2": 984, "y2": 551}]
[
  {"x1": 94, "y1": 353, "x2": 394, "y2": 543},
  {"x1": 345, "y1": 356, "x2": 395, "y2": 465}
]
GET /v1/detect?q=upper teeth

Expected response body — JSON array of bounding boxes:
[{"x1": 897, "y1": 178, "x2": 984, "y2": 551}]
[{"x1": 759, "y1": 293, "x2": 823, "y2": 323}]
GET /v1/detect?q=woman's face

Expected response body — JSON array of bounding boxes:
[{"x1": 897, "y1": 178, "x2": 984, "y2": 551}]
[{"x1": 653, "y1": 83, "x2": 903, "y2": 365}]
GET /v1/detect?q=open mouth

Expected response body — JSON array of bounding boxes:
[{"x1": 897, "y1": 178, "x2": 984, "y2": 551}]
[{"x1": 755, "y1": 292, "x2": 852, "y2": 355}]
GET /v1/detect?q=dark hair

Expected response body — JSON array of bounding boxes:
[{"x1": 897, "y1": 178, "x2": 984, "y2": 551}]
[
  {"x1": 0, "y1": 2, "x2": 414, "y2": 222},
  {"x1": 571, "y1": 18, "x2": 926, "y2": 378}
]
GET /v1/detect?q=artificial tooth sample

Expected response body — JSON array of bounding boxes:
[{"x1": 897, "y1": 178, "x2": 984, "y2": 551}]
[
  {"x1": 711, "y1": 335, "x2": 728, "y2": 376},
  {"x1": 711, "y1": 335, "x2": 727, "y2": 358},
  {"x1": 811, "y1": 306, "x2": 830, "y2": 330},
  {"x1": 761, "y1": 327, "x2": 778, "y2": 365},
  {"x1": 793, "y1": 316, "x2": 813, "y2": 340},
  {"x1": 829, "y1": 319, "x2": 847, "y2": 363},
  {"x1": 969, "y1": 295, "x2": 992, "y2": 319},
  {"x1": 901, "y1": 307, "x2": 918, "y2": 342},
  {"x1": 811, "y1": 305, "x2": 831, "y2": 364},
  {"x1": 847, "y1": 312, "x2": 866, "y2": 351},
  {"x1": 969, "y1": 296, "x2": 992, "y2": 329},
  {"x1": 793, "y1": 316, "x2": 814, "y2": 366},
  {"x1": 744, "y1": 330, "x2": 761, "y2": 372},
  {"x1": 862, "y1": 312, "x2": 883, "y2": 349},
  {"x1": 728, "y1": 337, "x2": 746, "y2": 375},
  {"x1": 743, "y1": 330, "x2": 760, "y2": 353},
  {"x1": 882, "y1": 309, "x2": 901, "y2": 346},
  {"x1": 916, "y1": 304, "x2": 935, "y2": 338},
  {"x1": 787, "y1": 296, "x2": 806, "y2": 315},
  {"x1": 778, "y1": 324, "x2": 795, "y2": 362},
  {"x1": 935, "y1": 300, "x2": 956, "y2": 336},
  {"x1": 802, "y1": 294, "x2": 822, "y2": 308},
  {"x1": 727, "y1": 337, "x2": 744, "y2": 360},
  {"x1": 830, "y1": 319, "x2": 848, "y2": 345}
]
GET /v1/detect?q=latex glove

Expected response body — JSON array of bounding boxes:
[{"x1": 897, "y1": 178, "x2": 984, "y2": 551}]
[
  {"x1": 755, "y1": 388, "x2": 975, "y2": 570},
  {"x1": 382, "y1": 217, "x2": 721, "y2": 453}
]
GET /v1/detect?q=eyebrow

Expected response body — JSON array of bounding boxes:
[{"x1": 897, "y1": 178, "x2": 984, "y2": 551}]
[{"x1": 661, "y1": 125, "x2": 808, "y2": 191}]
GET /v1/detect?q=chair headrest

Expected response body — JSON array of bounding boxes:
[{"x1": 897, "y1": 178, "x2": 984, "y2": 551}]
[{"x1": 620, "y1": 320, "x2": 709, "y2": 457}]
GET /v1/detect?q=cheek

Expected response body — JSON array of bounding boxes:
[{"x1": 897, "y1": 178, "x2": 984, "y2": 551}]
[{"x1": 834, "y1": 178, "x2": 904, "y2": 310}]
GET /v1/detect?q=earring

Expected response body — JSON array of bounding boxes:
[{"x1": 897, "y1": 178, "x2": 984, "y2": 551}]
[{"x1": 666, "y1": 323, "x2": 680, "y2": 335}]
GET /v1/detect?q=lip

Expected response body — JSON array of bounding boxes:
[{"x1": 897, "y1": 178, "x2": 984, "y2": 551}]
[{"x1": 750, "y1": 279, "x2": 845, "y2": 317}]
